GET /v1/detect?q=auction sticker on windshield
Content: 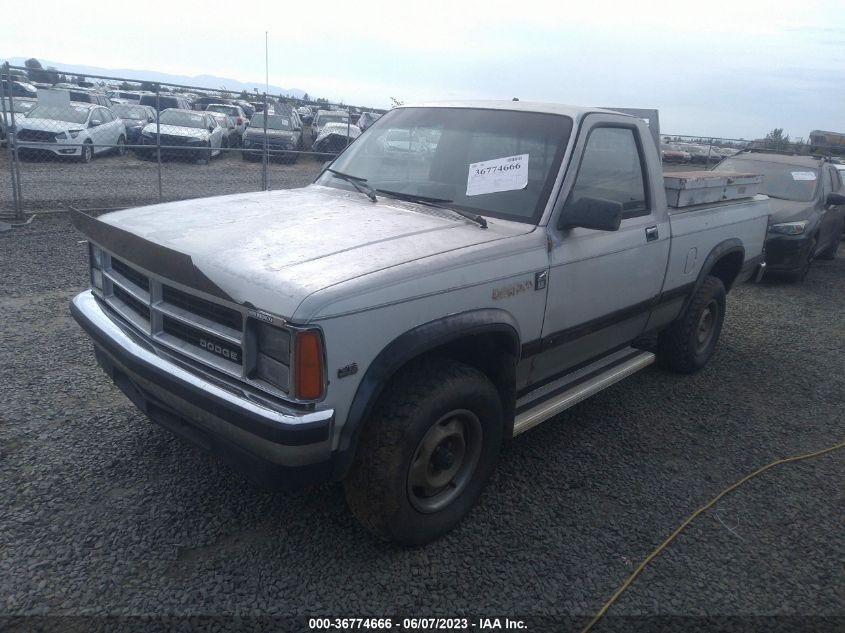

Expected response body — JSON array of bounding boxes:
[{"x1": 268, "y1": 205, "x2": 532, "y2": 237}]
[
  {"x1": 791, "y1": 171, "x2": 817, "y2": 181},
  {"x1": 467, "y1": 154, "x2": 529, "y2": 196}
]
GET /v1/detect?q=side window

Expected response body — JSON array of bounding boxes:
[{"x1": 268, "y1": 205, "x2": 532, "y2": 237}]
[
  {"x1": 822, "y1": 167, "x2": 834, "y2": 198},
  {"x1": 825, "y1": 167, "x2": 839, "y2": 194},
  {"x1": 91, "y1": 108, "x2": 105, "y2": 125},
  {"x1": 569, "y1": 127, "x2": 649, "y2": 219},
  {"x1": 833, "y1": 168, "x2": 843, "y2": 191}
]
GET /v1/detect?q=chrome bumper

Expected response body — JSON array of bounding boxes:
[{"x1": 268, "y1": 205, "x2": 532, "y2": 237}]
[{"x1": 71, "y1": 290, "x2": 335, "y2": 484}]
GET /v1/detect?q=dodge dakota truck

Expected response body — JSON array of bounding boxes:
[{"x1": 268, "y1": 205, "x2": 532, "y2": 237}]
[{"x1": 70, "y1": 102, "x2": 769, "y2": 544}]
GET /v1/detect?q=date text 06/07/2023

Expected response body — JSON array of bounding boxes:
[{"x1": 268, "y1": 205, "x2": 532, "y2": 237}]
[{"x1": 307, "y1": 617, "x2": 527, "y2": 630}]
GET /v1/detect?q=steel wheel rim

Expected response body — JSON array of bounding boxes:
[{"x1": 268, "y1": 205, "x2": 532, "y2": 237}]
[
  {"x1": 83, "y1": 145, "x2": 92, "y2": 162},
  {"x1": 407, "y1": 409, "x2": 483, "y2": 514},
  {"x1": 695, "y1": 299, "x2": 718, "y2": 352}
]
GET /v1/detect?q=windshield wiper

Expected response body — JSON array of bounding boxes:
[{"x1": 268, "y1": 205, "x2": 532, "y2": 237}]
[
  {"x1": 376, "y1": 189, "x2": 488, "y2": 229},
  {"x1": 326, "y1": 168, "x2": 377, "y2": 202}
]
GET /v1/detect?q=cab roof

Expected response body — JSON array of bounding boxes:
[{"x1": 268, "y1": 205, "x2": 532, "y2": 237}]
[{"x1": 402, "y1": 100, "x2": 628, "y2": 120}]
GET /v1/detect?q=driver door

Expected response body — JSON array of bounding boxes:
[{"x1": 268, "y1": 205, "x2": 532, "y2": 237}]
[{"x1": 530, "y1": 115, "x2": 671, "y2": 383}]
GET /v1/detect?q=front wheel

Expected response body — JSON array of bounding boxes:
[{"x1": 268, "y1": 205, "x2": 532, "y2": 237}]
[
  {"x1": 115, "y1": 135, "x2": 126, "y2": 156},
  {"x1": 787, "y1": 237, "x2": 817, "y2": 281},
  {"x1": 658, "y1": 275, "x2": 726, "y2": 373},
  {"x1": 344, "y1": 359, "x2": 503, "y2": 545},
  {"x1": 195, "y1": 143, "x2": 211, "y2": 165},
  {"x1": 78, "y1": 141, "x2": 93, "y2": 164},
  {"x1": 817, "y1": 228, "x2": 840, "y2": 260}
]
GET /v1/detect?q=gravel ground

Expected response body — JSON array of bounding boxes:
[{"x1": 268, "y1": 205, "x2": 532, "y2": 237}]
[{"x1": 0, "y1": 214, "x2": 843, "y2": 632}]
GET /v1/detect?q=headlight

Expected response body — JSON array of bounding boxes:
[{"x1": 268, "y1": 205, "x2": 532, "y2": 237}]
[
  {"x1": 55, "y1": 131, "x2": 69, "y2": 140},
  {"x1": 769, "y1": 221, "x2": 808, "y2": 235},
  {"x1": 250, "y1": 321, "x2": 325, "y2": 400},
  {"x1": 252, "y1": 321, "x2": 292, "y2": 392},
  {"x1": 67, "y1": 129, "x2": 83, "y2": 139},
  {"x1": 89, "y1": 243, "x2": 104, "y2": 290}
]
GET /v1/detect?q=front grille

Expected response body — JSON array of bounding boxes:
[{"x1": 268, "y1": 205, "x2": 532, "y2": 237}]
[
  {"x1": 162, "y1": 317, "x2": 242, "y2": 365},
  {"x1": 159, "y1": 134, "x2": 193, "y2": 147},
  {"x1": 111, "y1": 257, "x2": 150, "y2": 291},
  {"x1": 97, "y1": 252, "x2": 290, "y2": 394},
  {"x1": 113, "y1": 285, "x2": 150, "y2": 320},
  {"x1": 162, "y1": 285, "x2": 242, "y2": 331},
  {"x1": 17, "y1": 129, "x2": 56, "y2": 142}
]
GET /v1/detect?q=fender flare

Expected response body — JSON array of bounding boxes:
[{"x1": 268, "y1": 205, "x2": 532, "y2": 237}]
[
  {"x1": 683, "y1": 238, "x2": 744, "y2": 313},
  {"x1": 331, "y1": 308, "x2": 521, "y2": 480}
]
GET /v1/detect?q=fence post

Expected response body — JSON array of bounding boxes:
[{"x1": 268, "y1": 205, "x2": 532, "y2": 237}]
[
  {"x1": 155, "y1": 84, "x2": 162, "y2": 202},
  {"x1": 346, "y1": 106, "x2": 351, "y2": 151},
  {"x1": 706, "y1": 138, "x2": 714, "y2": 170},
  {"x1": 261, "y1": 92, "x2": 268, "y2": 191},
  {"x1": 1, "y1": 62, "x2": 21, "y2": 220}
]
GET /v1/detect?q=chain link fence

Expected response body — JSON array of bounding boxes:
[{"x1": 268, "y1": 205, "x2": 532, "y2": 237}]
[
  {"x1": 1, "y1": 62, "x2": 385, "y2": 220},
  {"x1": 4, "y1": 60, "x2": 845, "y2": 221}
]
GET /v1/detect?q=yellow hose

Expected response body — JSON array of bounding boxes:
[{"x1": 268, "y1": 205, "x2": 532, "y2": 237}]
[{"x1": 580, "y1": 439, "x2": 845, "y2": 633}]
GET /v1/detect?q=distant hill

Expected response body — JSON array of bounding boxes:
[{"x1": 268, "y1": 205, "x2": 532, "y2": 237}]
[{"x1": 2, "y1": 57, "x2": 307, "y2": 99}]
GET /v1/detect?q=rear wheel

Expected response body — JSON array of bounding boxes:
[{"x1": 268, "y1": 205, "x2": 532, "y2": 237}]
[
  {"x1": 658, "y1": 275, "x2": 726, "y2": 373},
  {"x1": 344, "y1": 359, "x2": 503, "y2": 545}
]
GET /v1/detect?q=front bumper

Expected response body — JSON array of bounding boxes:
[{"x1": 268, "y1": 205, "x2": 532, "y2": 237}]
[
  {"x1": 70, "y1": 290, "x2": 335, "y2": 489},
  {"x1": 241, "y1": 137, "x2": 296, "y2": 157},
  {"x1": 16, "y1": 141, "x2": 82, "y2": 157},
  {"x1": 764, "y1": 232, "x2": 814, "y2": 273}
]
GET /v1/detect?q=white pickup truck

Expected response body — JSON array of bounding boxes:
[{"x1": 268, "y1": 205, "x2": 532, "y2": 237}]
[{"x1": 70, "y1": 101, "x2": 769, "y2": 544}]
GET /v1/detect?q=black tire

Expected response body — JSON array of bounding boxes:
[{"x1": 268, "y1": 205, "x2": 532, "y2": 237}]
[
  {"x1": 787, "y1": 237, "x2": 817, "y2": 281},
  {"x1": 115, "y1": 135, "x2": 126, "y2": 156},
  {"x1": 196, "y1": 143, "x2": 211, "y2": 165},
  {"x1": 78, "y1": 141, "x2": 93, "y2": 164},
  {"x1": 817, "y1": 229, "x2": 840, "y2": 260},
  {"x1": 344, "y1": 359, "x2": 503, "y2": 545},
  {"x1": 658, "y1": 275, "x2": 726, "y2": 374}
]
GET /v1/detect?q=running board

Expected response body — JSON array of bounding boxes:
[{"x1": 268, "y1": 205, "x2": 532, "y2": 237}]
[{"x1": 512, "y1": 348, "x2": 655, "y2": 436}]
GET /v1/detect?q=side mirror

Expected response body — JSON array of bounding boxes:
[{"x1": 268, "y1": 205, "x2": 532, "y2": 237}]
[
  {"x1": 208, "y1": 125, "x2": 215, "y2": 132},
  {"x1": 825, "y1": 192, "x2": 845, "y2": 207},
  {"x1": 559, "y1": 196, "x2": 623, "y2": 232},
  {"x1": 89, "y1": 119, "x2": 102, "y2": 127}
]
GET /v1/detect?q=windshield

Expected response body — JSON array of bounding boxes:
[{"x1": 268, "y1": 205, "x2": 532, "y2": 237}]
[
  {"x1": 27, "y1": 104, "x2": 90, "y2": 124},
  {"x1": 316, "y1": 107, "x2": 573, "y2": 224},
  {"x1": 316, "y1": 114, "x2": 348, "y2": 125},
  {"x1": 250, "y1": 113, "x2": 292, "y2": 130},
  {"x1": 158, "y1": 110, "x2": 206, "y2": 128},
  {"x1": 112, "y1": 104, "x2": 148, "y2": 119},
  {"x1": 715, "y1": 158, "x2": 818, "y2": 202}
]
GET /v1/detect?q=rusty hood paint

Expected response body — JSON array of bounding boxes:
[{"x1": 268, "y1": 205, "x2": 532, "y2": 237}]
[{"x1": 90, "y1": 185, "x2": 532, "y2": 319}]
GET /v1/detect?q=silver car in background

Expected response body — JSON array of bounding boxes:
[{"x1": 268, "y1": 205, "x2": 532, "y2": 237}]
[{"x1": 14, "y1": 102, "x2": 127, "y2": 163}]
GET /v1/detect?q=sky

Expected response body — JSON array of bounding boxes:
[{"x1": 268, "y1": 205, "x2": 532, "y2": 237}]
[{"x1": 4, "y1": 0, "x2": 845, "y2": 139}]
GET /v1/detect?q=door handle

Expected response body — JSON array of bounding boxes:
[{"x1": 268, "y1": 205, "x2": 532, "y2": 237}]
[{"x1": 645, "y1": 226, "x2": 659, "y2": 242}]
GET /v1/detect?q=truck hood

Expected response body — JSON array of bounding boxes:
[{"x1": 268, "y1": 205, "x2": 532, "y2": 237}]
[
  {"x1": 766, "y1": 198, "x2": 814, "y2": 224},
  {"x1": 85, "y1": 186, "x2": 532, "y2": 319}
]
